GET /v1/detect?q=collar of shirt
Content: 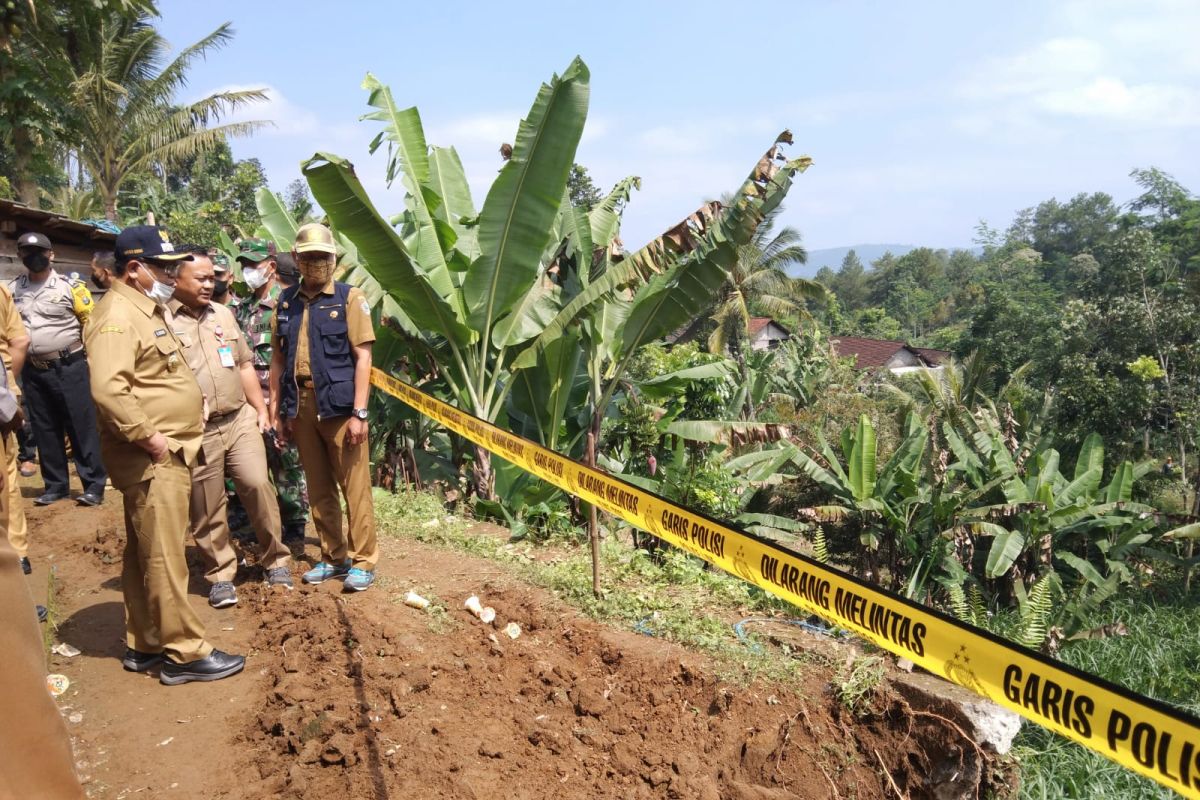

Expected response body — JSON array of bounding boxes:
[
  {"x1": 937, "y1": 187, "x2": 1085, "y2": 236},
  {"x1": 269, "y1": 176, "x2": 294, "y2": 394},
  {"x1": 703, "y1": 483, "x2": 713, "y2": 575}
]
[
  {"x1": 255, "y1": 283, "x2": 281, "y2": 309},
  {"x1": 16, "y1": 270, "x2": 59, "y2": 291},
  {"x1": 299, "y1": 280, "x2": 335, "y2": 301},
  {"x1": 109, "y1": 279, "x2": 162, "y2": 319},
  {"x1": 168, "y1": 300, "x2": 216, "y2": 321}
]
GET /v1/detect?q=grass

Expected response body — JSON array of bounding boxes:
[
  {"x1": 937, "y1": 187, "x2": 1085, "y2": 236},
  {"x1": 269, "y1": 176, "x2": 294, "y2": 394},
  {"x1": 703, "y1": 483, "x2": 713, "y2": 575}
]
[
  {"x1": 373, "y1": 488, "x2": 837, "y2": 686},
  {"x1": 42, "y1": 566, "x2": 61, "y2": 657},
  {"x1": 836, "y1": 655, "x2": 886, "y2": 716},
  {"x1": 1011, "y1": 574, "x2": 1200, "y2": 799}
]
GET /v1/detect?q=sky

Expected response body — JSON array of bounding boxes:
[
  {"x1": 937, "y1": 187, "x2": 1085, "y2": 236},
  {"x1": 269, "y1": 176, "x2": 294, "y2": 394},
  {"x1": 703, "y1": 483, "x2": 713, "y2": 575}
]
[{"x1": 160, "y1": 0, "x2": 1200, "y2": 252}]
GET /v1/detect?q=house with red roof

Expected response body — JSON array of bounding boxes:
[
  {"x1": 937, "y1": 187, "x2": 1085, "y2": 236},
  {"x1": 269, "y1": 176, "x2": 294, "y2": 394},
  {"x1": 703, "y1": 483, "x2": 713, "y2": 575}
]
[{"x1": 829, "y1": 336, "x2": 950, "y2": 374}]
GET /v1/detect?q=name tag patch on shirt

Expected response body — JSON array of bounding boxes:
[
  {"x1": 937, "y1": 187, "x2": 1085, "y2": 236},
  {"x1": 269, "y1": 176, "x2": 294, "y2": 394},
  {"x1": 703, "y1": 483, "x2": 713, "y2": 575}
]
[
  {"x1": 154, "y1": 329, "x2": 167, "y2": 337},
  {"x1": 217, "y1": 345, "x2": 236, "y2": 368}
]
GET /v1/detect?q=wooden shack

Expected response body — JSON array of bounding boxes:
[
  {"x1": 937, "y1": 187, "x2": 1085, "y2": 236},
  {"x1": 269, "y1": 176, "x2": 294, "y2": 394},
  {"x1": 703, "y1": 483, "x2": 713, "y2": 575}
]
[{"x1": 0, "y1": 199, "x2": 117, "y2": 286}]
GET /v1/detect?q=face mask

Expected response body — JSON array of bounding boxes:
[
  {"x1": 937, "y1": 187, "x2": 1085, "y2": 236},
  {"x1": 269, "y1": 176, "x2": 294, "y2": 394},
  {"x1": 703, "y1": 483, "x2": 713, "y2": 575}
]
[
  {"x1": 299, "y1": 257, "x2": 335, "y2": 286},
  {"x1": 91, "y1": 273, "x2": 108, "y2": 290},
  {"x1": 22, "y1": 252, "x2": 50, "y2": 272},
  {"x1": 214, "y1": 279, "x2": 229, "y2": 296},
  {"x1": 137, "y1": 264, "x2": 176, "y2": 305},
  {"x1": 243, "y1": 266, "x2": 269, "y2": 291}
]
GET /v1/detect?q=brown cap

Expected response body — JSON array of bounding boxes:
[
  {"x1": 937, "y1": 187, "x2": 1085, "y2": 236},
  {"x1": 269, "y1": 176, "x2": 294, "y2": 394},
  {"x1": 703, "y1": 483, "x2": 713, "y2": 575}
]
[{"x1": 294, "y1": 223, "x2": 336, "y2": 255}]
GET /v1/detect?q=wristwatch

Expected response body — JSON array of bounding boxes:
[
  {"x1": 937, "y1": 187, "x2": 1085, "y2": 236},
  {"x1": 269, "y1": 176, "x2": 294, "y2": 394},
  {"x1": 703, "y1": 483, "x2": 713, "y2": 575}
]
[{"x1": 352, "y1": 408, "x2": 369, "y2": 420}]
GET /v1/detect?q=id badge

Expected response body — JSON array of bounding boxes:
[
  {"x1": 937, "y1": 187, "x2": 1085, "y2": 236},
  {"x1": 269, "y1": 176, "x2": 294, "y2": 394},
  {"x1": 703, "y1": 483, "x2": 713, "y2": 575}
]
[{"x1": 217, "y1": 345, "x2": 236, "y2": 368}]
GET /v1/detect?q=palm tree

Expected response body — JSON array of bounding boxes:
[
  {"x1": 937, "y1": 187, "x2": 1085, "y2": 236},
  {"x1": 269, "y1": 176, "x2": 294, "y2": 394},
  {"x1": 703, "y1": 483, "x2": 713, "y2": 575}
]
[
  {"x1": 706, "y1": 206, "x2": 825, "y2": 409},
  {"x1": 70, "y1": 14, "x2": 268, "y2": 220}
]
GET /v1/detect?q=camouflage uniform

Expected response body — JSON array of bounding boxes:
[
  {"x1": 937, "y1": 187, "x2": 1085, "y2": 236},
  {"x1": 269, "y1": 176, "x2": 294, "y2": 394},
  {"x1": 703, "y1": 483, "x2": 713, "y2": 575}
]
[{"x1": 234, "y1": 279, "x2": 310, "y2": 530}]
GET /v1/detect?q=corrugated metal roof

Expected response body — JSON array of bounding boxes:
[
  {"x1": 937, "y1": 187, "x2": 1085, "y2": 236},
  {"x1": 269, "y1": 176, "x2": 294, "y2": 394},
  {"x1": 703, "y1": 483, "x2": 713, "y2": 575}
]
[{"x1": 0, "y1": 199, "x2": 117, "y2": 245}]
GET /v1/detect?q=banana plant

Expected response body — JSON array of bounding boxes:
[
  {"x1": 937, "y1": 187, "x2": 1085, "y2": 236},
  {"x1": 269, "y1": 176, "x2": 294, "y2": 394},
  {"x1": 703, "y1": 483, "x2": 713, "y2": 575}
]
[{"x1": 302, "y1": 57, "x2": 812, "y2": 498}]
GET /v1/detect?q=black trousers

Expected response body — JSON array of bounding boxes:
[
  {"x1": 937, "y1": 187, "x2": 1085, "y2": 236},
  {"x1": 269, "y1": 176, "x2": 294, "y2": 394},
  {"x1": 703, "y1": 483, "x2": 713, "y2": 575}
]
[
  {"x1": 22, "y1": 356, "x2": 107, "y2": 497},
  {"x1": 15, "y1": 393, "x2": 36, "y2": 463}
]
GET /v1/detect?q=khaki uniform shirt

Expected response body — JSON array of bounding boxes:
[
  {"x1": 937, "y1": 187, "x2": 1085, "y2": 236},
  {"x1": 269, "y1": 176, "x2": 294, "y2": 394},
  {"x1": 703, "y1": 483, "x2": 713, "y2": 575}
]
[
  {"x1": 0, "y1": 285, "x2": 28, "y2": 395},
  {"x1": 170, "y1": 301, "x2": 253, "y2": 419},
  {"x1": 85, "y1": 281, "x2": 203, "y2": 490},
  {"x1": 9, "y1": 271, "x2": 91, "y2": 357},
  {"x1": 271, "y1": 282, "x2": 374, "y2": 377}
]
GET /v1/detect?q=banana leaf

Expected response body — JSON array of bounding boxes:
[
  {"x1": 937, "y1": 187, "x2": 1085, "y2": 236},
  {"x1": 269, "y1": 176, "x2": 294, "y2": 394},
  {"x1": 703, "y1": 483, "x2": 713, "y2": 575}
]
[
  {"x1": 847, "y1": 414, "x2": 877, "y2": 503},
  {"x1": 254, "y1": 187, "x2": 298, "y2": 251},
  {"x1": 465, "y1": 57, "x2": 590, "y2": 334},
  {"x1": 636, "y1": 361, "x2": 735, "y2": 398}
]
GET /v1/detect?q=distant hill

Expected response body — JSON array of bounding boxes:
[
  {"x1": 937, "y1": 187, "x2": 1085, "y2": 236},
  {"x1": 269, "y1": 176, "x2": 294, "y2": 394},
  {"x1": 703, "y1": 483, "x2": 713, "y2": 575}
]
[{"x1": 792, "y1": 244, "x2": 980, "y2": 278}]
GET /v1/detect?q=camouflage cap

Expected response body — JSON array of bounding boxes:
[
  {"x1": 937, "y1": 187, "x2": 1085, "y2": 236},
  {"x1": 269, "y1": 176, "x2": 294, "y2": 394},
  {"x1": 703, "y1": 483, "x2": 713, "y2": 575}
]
[
  {"x1": 294, "y1": 223, "x2": 336, "y2": 255},
  {"x1": 211, "y1": 253, "x2": 230, "y2": 272},
  {"x1": 236, "y1": 237, "x2": 277, "y2": 263}
]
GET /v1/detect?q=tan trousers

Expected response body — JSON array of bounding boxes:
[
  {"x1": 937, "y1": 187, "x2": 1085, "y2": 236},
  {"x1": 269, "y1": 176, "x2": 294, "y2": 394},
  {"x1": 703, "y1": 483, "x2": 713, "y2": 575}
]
[
  {"x1": 292, "y1": 388, "x2": 378, "y2": 570},
  {"x1": 2, "y1": 431, "x2": 28, "y2": 558},
  {"x1": 121, "y1": 454, "x2": 212, "y2": 663},
  {"x1": 0, "y1": 535, "x2": 84, "y2": 799},
  {"x1": 190, "y1": 404, "x2": 289, "y2": 583}
]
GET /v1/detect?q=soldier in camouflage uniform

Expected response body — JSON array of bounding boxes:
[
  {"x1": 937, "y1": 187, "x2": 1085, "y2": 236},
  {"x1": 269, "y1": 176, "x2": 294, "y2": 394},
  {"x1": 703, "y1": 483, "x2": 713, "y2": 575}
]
[{"x1": 234, "y1": 240, "x2": 309, "y2": 542}]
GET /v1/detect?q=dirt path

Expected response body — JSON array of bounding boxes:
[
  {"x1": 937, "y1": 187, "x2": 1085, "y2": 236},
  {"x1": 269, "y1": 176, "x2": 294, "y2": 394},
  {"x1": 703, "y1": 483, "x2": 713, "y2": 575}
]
[{"x1": 25, "y1": 478, "x2": 984, "y2": 799}]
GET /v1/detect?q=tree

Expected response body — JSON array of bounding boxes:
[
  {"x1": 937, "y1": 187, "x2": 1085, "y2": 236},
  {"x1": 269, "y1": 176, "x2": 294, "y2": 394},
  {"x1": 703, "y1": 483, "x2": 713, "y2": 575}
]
[
  {"x1": 707, "y1": 206, "x2": 824, "y2": 407},
  {"x1": 566, "y1": 163, "x2": 602, "y2": 209},
  {"x1": 284, "y1": 178, "x2": 314, "y2": 223},
  {"x1": 833, "y1": 248, "x2": 869, "y2": 310},
  {"x1": 69, "y1": 14, "x2": 268, "y2": 219},
  {"x1": 303, "y1": 61, "x2": 812, "y2": 498}
]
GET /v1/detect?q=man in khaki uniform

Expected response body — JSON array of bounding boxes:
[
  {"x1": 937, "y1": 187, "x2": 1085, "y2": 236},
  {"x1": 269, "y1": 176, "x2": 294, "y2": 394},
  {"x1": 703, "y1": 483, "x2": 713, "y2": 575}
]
[
  {"x1": 0, "y1": 281, "x2": 31, "y2": 577},
  {"x1": 170, "y1": 250, "x2": 291, "y2": 609},
  {"x1": 87, "y1": 225, "x2": 243, "y2": 685},
  {"x1": 269, "y1": 223, "x2": 379, "y2": 592}
]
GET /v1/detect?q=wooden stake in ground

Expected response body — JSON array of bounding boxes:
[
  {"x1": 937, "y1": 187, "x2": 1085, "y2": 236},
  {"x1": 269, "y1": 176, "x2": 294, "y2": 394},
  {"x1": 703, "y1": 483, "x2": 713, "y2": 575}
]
[{"x1": 586, "y1": 425, "x2": 601, "y2": 598}]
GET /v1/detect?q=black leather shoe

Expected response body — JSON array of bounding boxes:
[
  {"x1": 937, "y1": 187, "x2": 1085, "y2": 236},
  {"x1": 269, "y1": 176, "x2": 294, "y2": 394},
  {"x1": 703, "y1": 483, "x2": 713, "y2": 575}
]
[
  {"x1": 122, "y1": 648, "x2": 164, "y2": 673},
  {"x1": 76, "y1": 492, "x2": 103, "y2": 507},
  {"x1": 37, "y1": 605, "x2": 47, "y2": 623},
  {"x1": 20, "y1": 557, "x2": 30, "y2": 575},
  {"x1": 34, "y1": 492, "x2": 69, "y2": 506},
  {"x1": 160, "y1": 650, "x2": 245, "y2": 686}
]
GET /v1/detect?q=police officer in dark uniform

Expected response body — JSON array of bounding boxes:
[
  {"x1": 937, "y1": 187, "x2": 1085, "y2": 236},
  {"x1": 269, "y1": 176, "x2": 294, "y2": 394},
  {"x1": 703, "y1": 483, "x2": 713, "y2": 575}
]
[{"x1": 10, "y1": 233, "x2": 107, "y2": 506}]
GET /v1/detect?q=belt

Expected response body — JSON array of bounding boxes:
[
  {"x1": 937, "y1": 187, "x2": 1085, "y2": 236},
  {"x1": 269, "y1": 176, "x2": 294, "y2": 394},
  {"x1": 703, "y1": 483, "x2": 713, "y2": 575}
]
[
  {"x1": 28, "y1": 344, "x2": 86, "y2": 371},
  {"x1": 296, "y1": 375, "x2": 315, "y2": 389},
  {"x1": 206, "y1": 407, "x2": 240, "y2": 425}
]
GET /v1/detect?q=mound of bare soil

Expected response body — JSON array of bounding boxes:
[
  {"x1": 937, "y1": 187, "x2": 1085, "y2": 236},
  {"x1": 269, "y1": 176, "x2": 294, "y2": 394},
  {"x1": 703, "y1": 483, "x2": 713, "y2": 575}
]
[
  {"x1": 234, "y1": 574, "x2": 1002, "y2": 799},
  {"x1": 26, "y1": 477, "x2": 1007, "y2": 799}
]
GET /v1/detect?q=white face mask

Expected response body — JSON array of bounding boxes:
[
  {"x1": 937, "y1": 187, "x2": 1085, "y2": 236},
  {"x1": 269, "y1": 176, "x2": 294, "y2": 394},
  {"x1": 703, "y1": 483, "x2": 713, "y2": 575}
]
[
  {"x1": 147, "y1": 277, "x2": 177, "y2": 305},
  {"x1": 243, "y1": 266, "x2": 269, "y2": 291},
  {"x1": 138, "y1": 265, "x2": 176, "y2": 305}
]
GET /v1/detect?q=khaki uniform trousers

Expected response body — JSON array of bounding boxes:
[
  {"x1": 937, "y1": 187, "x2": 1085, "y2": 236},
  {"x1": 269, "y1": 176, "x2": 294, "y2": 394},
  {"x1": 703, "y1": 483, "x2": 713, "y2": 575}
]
[
  {"x1": 292, "y1": 387, "x2": 378, "y2": 570},
  {"x1": 121, "y1": 453, "x2": 211, "y2": 663},
  {"x1": 190, "y1": 404, "x2": 289, "y2": 583},
  {"x1": 3, "y1": 430, "x2": 28, "y2": 558},
  {"x1": 0, "y1": 535, "x2": 84, "y2": 799}
]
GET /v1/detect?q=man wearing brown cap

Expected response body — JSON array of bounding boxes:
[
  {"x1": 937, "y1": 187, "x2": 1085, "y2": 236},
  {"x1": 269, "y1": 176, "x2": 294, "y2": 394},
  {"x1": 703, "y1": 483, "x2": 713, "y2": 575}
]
[
  {"x1": 269, "y1": 223, "x2": 378, "y2": 592},
  {"x1": 170, "y1": 249, "x2": 292, "y2": 608},
  {"x1": 87, "y1": 225, "x2": 243, "y2": 684}
]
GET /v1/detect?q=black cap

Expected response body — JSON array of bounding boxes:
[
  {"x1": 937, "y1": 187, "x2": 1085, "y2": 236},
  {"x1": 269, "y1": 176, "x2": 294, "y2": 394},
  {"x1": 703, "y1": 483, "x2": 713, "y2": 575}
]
[
  {"x1": 115, "y1": 225, "x2": 193, "y2": 263},
  {"x1": 16, "y1": 232, "x2": 51, "y2": 250},
  {"x1": 275, "y1": 252, "x2": 300, "y2": 280}
]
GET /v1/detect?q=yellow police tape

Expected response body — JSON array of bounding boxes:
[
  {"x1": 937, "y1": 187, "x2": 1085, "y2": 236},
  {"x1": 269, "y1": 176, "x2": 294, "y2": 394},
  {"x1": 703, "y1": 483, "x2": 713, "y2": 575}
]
[{"x1": 371, "y1": 368, "x2": 1200, "y2": 797}]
